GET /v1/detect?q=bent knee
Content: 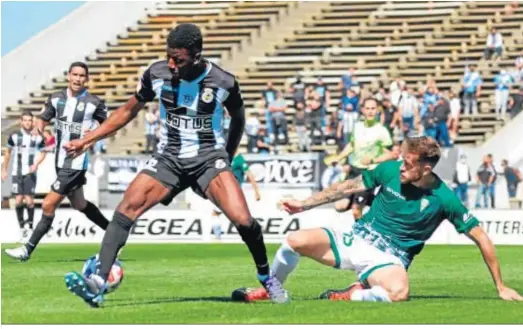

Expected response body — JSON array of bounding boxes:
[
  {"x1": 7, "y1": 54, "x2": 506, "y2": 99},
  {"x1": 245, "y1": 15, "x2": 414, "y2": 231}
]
[
  {"x1": 117, "y1": 196, "x2": 146, "y2": 218},
  {"x1": 226, "y1": 208, "x2": 252, "y2": 227},
  {"x1": 42, "y1": 199, "x2": 57, "y2": 215},
  {"x1": 388, "y1": 284, "x2": 409, "y2": 302},
  {"x1": 286, "y1": 232, "x2": 308, "y2": 252}
]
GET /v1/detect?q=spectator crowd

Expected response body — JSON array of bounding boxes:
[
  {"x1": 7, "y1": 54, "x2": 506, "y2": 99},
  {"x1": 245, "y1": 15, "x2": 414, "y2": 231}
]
[{"x1": 240, "y1": 45, "x2": 522, "y2": 155}]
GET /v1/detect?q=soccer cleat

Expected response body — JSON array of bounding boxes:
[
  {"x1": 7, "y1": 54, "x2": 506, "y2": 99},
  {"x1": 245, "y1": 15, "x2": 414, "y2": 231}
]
[
  {"x1": 258, "y1": 275, "x2": 290, "y2": 304},
  {"x1": 64, "y1": 271, "x2": 105, "y2": 308},
  {"x1": 231, "y1": 287, "x2": 270, "y2": 302},
  {"x1": 319, "y1": 282, "x2": 365, "y2": 301},
  {"x1": 4, "y1": 246, "x2": 30, "y2": 262}
]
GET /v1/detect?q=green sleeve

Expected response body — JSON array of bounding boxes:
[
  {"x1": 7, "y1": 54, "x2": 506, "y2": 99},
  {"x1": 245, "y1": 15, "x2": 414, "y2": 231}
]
[
  {"x1": 362, "y1": 160, "x2": 401, "y2": 189},
  {"x1": 443, "y1": 192, "x2": 480, "y2": 234}
]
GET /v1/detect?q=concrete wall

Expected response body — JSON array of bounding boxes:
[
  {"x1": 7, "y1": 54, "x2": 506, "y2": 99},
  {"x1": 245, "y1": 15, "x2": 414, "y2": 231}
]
[{"x1": 1, "y1": 1, "x2": 155, "y2": 112}]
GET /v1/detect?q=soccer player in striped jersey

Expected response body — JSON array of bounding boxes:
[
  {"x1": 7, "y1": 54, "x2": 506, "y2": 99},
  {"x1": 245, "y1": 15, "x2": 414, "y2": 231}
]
[
  {"x1": 2, "y1": 111, "x2": 46, "y2": 239},
  {"x1": 62, "y1": 23, "x2": 288, "y2": 307},
  {"x1": 4, "y1": 62, "x2": 110, "y2": 262}
]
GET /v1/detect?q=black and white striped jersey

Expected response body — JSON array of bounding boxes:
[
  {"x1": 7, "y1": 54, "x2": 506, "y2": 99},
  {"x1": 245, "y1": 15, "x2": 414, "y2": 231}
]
[
  {"x1": 135, "y1": 59, "x2": 243, "y2": 158},
  {"x1": 6, "y1": 129, "x2": 45, "y2": 176},
  {"x1": 40, "y1": 88, "x2": 107, "y2": 170}
]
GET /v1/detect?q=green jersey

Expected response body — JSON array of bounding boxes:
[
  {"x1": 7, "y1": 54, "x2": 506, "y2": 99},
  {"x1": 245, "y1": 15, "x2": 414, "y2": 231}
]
[
  {"x1": 356, "y1": 160, "x2": 479, "y2": 266},
  {"x1": 231, "y1": 154, "x2": 249, "y2": 185},
  {"x1": 349, "y1": 120, "x2": 392, "y2": 169}
]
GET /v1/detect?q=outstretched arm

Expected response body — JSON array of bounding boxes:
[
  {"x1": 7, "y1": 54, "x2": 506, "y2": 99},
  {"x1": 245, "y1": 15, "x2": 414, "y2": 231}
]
[
  {"x1": 466, "y1": 226, "x2": 523, "y2": 301},
  {"x1": 69, "y1": 97, "x2": 144, "y2": 149},
  {"x1": 64, "y1": 98, "x2": 145, "y2": 157},
  {"x1": 279, "y1": 175, "x2": 366, "y2": 214}
]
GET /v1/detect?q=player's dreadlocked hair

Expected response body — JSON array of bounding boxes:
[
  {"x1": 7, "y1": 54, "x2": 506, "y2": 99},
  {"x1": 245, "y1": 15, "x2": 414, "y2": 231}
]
[
  {"x1": 167, "y1": 23, "x2": 203, "y2": 55},
  {"x1": 402, "y1": 136, "x2": 441, "y2": 168}
]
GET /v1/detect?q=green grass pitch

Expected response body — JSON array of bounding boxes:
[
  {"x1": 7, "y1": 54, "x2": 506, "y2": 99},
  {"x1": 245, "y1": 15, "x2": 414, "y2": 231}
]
[{"x1": 2, "y1": 243, "x2": 522, "y2": 324}]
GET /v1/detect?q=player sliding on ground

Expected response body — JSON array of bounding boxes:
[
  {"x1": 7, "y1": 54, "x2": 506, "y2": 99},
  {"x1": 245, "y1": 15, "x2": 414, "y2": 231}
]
[
  {"x1": 62, "y1": 23, "x2": 288, "y2": 307},
  {"x1": 233, "y1": 136, "x2": 523, "y2": 303}
]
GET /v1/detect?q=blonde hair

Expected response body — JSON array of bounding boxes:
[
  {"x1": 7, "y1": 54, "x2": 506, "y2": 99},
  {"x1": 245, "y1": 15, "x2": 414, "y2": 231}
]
[{"x1": 401, "y1": 136, "x2": 441, "y2": 167}]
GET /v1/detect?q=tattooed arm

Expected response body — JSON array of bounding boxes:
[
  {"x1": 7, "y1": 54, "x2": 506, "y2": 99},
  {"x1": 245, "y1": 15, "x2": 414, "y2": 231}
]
[{"x1": 279, "y1": 175, "x2": 366, "y2": 214}]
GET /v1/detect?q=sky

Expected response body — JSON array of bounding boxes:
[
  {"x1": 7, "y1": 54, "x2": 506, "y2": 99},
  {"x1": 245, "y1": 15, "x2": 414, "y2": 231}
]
[{"x1": 1, "y1": 1, "x2": 85, "y2": 56}]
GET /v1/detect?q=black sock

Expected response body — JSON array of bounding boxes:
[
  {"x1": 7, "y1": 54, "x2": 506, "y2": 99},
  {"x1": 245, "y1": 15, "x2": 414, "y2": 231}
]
[
  {"x1": 96, "y1": 211, "x2": 134, "y2": 281},
  {"x1": 81, "y1": 201, "x2": 109, "y2": 230},
  {"x1": 26, "y1": 206, "x2": 35, "y2": 229},
  {"x1": 236, "y1": 218, "x2": 270, "y2": 277},
  {"x1": 15, "y1": 205, "x2": 25, "y2": 229},
  {"x1": 25, "y1": 214, "x2": 54, "y2": 254}
]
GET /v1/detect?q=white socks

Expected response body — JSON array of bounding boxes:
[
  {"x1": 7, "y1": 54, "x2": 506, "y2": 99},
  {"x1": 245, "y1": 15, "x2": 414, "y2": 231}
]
[
  {"x1": 271, "y1": 240, "x2": 300, "y2": 284},
  {"x1": 211, "y1": 214, "x2": 223, "y2": 239},
  {"x1": 351, "y1": 285, "x2": 392, "y2": 303}
]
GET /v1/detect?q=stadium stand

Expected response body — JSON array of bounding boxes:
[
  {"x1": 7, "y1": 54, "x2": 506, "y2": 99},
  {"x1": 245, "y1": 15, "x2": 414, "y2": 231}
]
[{"x1": 2, "y1": 1, "x2": 523, "y2": 154}]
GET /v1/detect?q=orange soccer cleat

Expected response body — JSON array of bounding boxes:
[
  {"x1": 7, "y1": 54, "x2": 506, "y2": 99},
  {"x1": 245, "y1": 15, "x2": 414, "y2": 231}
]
[{"x1": 319, "y1": 282, "x2": 365, "y2": 301}]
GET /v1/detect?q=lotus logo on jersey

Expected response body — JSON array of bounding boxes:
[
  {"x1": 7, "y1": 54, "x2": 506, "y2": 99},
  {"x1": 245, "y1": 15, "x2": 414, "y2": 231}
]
[
  {"x1": 56, "y1": 120, "x2": 82, "y2": 134},
  {"x1": 165, "y1": 113, "x2": 212, "y2": 131}
]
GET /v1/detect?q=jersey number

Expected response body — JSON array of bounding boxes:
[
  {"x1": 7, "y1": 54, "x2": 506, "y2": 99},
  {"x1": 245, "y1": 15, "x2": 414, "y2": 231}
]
[{"x1": 343, "y1": 233, "x2": 354, "y2": 247}]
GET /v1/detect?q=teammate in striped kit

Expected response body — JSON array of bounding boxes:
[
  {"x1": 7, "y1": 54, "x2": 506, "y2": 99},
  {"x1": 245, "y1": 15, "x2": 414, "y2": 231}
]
[
  {"x1": 4, "y1": 62, "x2": 110, "y2": 262},
  {"x1": 62, "y1": 24, "x2": 288, "y2": 307},
  {"x1": 2, "y1": 111, "x2": 46, "y2": 239}
]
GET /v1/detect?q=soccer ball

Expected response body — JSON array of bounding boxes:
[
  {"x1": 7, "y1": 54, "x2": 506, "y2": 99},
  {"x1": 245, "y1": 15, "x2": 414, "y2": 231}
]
[{"x1": 82, "y1": 254, "x2": 124, "y2": 293}]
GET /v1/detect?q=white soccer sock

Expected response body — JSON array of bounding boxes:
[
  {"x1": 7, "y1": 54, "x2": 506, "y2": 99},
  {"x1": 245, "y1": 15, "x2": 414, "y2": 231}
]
[
  {"x1": 350, "y1": 285, "x2": 392, "y2": 303},
  {"x1": 271, "y1": 240, "x2": 300, "y2": 284},
  {"x1": 211, "y1": 213, "x2": 222, "y2": 239}
]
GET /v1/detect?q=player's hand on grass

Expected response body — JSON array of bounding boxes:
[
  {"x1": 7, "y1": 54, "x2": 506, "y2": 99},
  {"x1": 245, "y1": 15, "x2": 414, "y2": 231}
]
[
  {"x1": 278, "y1": 199, "x2": 304, "y2": 214},
  {"x1": 498, "y1": 285, "x2": 523, "y2": 301}
]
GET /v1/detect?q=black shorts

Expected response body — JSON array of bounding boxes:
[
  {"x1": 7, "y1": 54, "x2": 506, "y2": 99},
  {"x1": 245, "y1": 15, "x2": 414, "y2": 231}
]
[
  {"x1": 347, "y1": 165, "x2": 364, "y2": 179},
  {"x1": 342, "y1": 165, "x2": 375, "y2": 210},
  {"x1": 51, "y1": 169, "x2": 87, "y2": 195},
  {"x1": 141, "y1": 150, "x2": 232, "y2": 205},
  {"x1": 11, "y1": 174, "x2": 36, "y2": 196}
]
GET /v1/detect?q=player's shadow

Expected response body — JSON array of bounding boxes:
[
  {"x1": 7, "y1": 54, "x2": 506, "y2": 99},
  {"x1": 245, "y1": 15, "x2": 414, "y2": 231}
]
[
  {"x1": 14, "y1": 257, "x2": 136, "y2": 264},
  {"x1": 410, "y1": 294, "x2": 498, "y2": 300},
  {"x1": 109, "y1": 295, "x2": 321, "y2": 307},
  {"x1": 108, "y1": 296, "x2": 234, "y2": 307}
]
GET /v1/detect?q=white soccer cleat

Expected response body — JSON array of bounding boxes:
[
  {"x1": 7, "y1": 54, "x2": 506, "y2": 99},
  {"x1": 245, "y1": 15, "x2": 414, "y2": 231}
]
[{"x1": 4, "y1": 245, "x2": 30, "y2": 262}]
